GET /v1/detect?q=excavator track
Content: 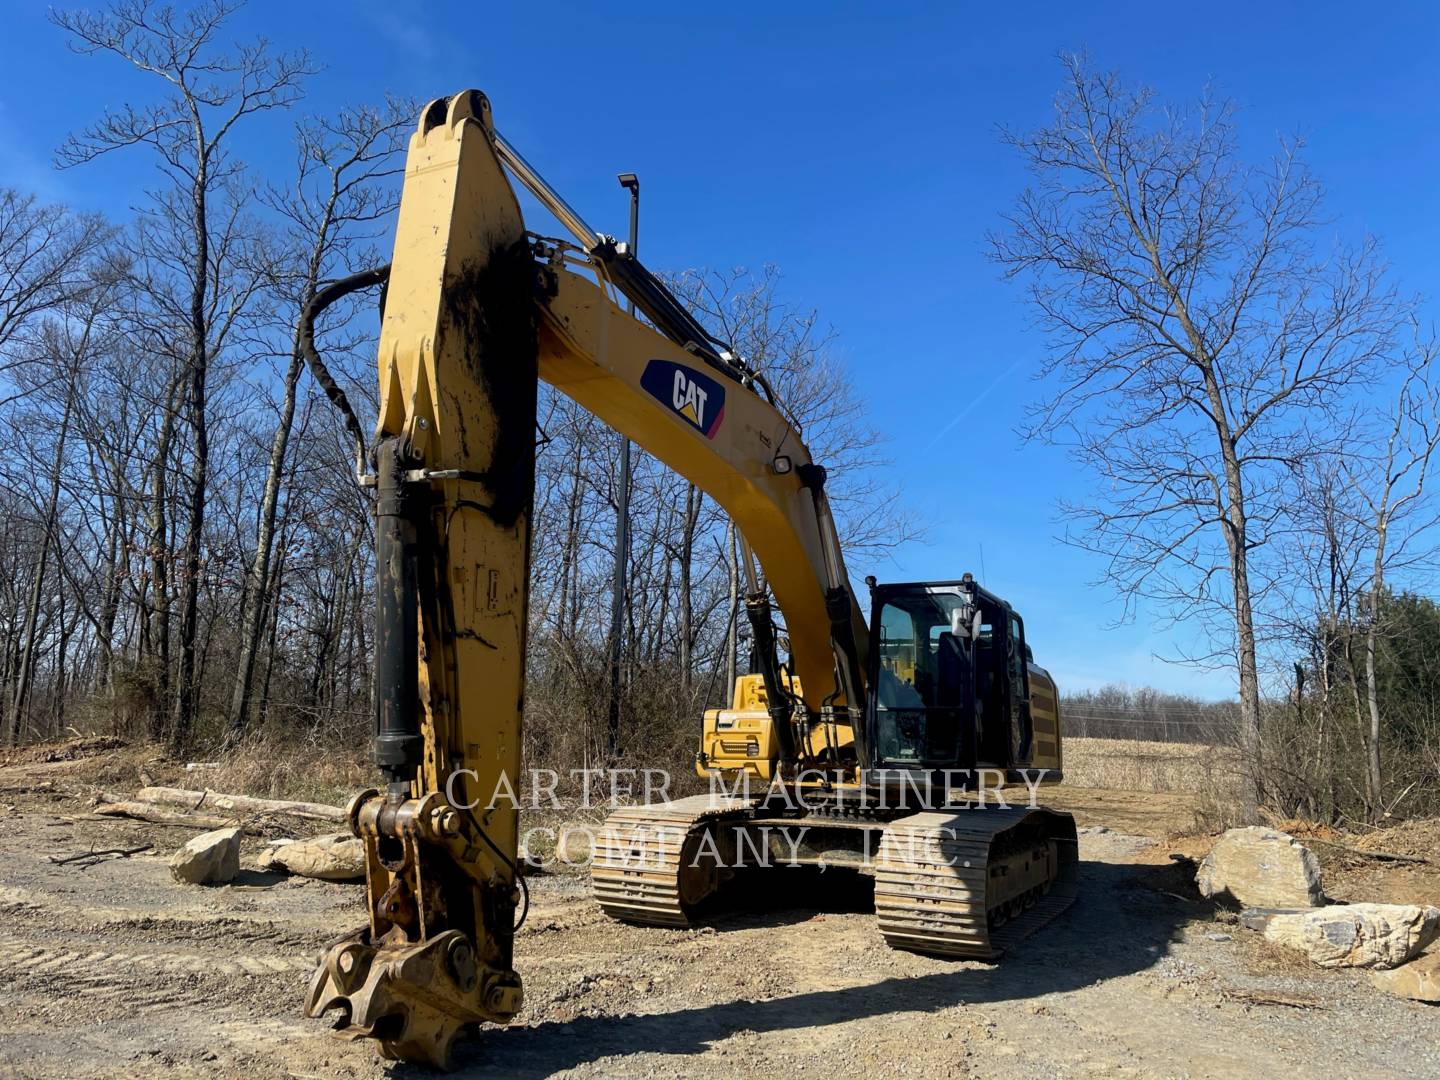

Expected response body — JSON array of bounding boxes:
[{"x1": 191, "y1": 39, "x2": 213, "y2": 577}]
[
  {"x1": 592, "y1": 795, "x2": 756, "y2": 927},
  {"x1": 874, "y1": 806, "x2": 1078, "y2": 960}
]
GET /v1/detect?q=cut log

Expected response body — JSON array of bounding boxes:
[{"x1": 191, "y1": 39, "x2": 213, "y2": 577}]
[
  {"x1": 134, "y1": 786, "x2": 346, "y2": 822},
  {"x1": 92, "y1": 801, "x2": 241, "y2": 830}
]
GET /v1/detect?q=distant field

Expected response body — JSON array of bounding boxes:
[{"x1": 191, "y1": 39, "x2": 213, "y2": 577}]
[{"x1": 1062, "y1": 735, "x2": 1241, "y2": 795}]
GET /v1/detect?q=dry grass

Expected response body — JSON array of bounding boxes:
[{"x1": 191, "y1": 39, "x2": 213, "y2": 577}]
[
  {"x1": 202, "y1": 741, "x2": 372, "y2": 807},
  {"x1": 1062, "y1": 736, "x2": 1290, "y2": 832},
  {"x1": 1063, "y1": 736, "x2": 1242, "y2": 797},
  {"x1": 187, "y1": 735, "x2": 1245, "y2": 809},
  {"x1": 47, "y1": 732, "x2": 1247, "y2": 822}
]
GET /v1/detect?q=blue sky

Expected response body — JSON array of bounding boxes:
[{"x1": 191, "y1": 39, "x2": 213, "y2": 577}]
[{"x1": 4, "y1": 1, "x2": 1437, "y2": 699}]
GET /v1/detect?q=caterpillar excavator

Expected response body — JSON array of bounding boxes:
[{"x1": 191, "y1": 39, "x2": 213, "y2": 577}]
[{"x1": 302, "y1": 90, "x2": 1077, "y2": 1069}]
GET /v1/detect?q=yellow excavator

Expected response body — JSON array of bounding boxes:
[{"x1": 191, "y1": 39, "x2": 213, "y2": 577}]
[{"x1": 302, "y1": 90, "x2": 1077, "y2": 1069}]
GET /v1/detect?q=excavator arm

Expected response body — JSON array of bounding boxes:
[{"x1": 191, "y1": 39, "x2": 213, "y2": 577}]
[{"x1": 305, "y1": 90, "x2": 869, "y2": 1068}]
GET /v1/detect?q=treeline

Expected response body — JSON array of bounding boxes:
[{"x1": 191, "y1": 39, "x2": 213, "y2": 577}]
[
  {"x1": 0, "y1": 3, "x2": 909, "y2": 771},
  {"x1": 1059, "y1": 686, "x2": 1237, "y2": 745},
  {"x1": 1267, "y1": 589, "x2": 1440, "y2": 823},
  {"x1": 3, "y1": 7, "x2": 1437, "y2": 831},
  {"x1": 1063, "y1": 636, "x2": 1440, "y2": 823}
]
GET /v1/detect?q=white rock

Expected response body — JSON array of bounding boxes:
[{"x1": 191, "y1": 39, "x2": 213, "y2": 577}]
[
  {"x1": 1263, "y1": 903, "x2": 1440, "y2": 969},
  {"x1": 260, "y1": 832, "x2": 365, "y2": 881},
  {"x1": 169, "y1": 826, "x2": 242, "y2": 885},
  {"x1": 1195, "y1": 827, "x2": 1324, "y2": 909}
]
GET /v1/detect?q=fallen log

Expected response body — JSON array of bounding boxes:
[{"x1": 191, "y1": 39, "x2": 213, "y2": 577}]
[
  {"x1": 1306, "y1": 837, "x2": 1432, "y2": 865},
  {"x1": 135, "y1": 786, "x2": 347, "y2": 822},
  {"x1": 92, "y1": 800, "x2": 240, "y2": 830}
]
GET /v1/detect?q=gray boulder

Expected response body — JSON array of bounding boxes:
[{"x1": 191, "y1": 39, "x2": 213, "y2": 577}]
[
  {"x1": 169, "y1": 826, "x2": 242, "y2": 885},
  {"x1": 1195, "y1": 827, "x2": 1323, "y2": 909},
  {"x1": 1263, "y1": 903, "x2": 1440, "y2": 969}
]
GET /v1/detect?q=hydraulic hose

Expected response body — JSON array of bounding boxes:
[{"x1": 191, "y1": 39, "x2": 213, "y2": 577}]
[{"x1": 297, "y1": 264, "x2": 391, "y2": 477}]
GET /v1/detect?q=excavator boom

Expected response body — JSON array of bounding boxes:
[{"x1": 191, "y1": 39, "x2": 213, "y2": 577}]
[{"x1": 305, "y1": 90, "x2": 871, "y2": 1067}]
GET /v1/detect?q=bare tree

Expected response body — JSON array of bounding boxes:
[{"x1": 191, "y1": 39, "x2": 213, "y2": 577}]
[
  {"x1": 0, "y1": 191, "x2": 108, "y2": 366},
  {"x1": 991, "y1": 56, "x2": 1404, "y2": 819},
  {"x1": 223, "y1": 100, "x2": 409, "y2": 744},
  {"x1": 5, "y1": 345, "x2": 80, "y2": 744},
  {"x1": 1279, "y1": 460, "x2": 1368, "y2": 817},
  {"x1": 53, "y1": 0, "x2": 314, "y2": 750},
  {"x1": 1348, "y1": 334, "x2": 1440, "y2": 818}
]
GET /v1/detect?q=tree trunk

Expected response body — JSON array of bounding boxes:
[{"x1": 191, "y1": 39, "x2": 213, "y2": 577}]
[
  {"x1": 134, "y1": 785, "x2": 345, "y2": 821},
  {"x1": 256, "y1": 529, "x2": 289, "y2": 729},
  {"x1": 1341, "y1": 628, "x2": 1373, "y2": 813},
  {"x1": 93, "y1": 482, "x2": 124, "y2": 692},
  {"x1": 52, "y1": 586, "x2": 77, "y2": 737},
  {"x1": 7, "y1": 372, "x2": 78, "y2": 745},
  {"x1": 145, "y1": 374, "x2": 184, "y2": 741},
  {"x1": 1229, "y1": 537, "x2": 1264, "y2": 822},
  {"x1": 605, "y1": 435, "x2": 631, "y2": 757},
  {"x1": 1364, "y1": 536, "x2": 1387, "y2": 819},
  {"x1": 169, "y1": 164, "x2": 211, "y2": 754},
  {"x1": 1313, "y1": 639, "x2": 1334, "y2": 822},
  {"x1": 653, "y1": 502, "x2": 673, "y2": 668},
  {"x1": 1202, "y1": 358, "x2": 1262, "y2": 823},
  {"x1": 556, "y1": 432, "x2": 583, "y2": 639},
  {"x1": 225, "y1": 342, "x2": 304, "y2": 742}
]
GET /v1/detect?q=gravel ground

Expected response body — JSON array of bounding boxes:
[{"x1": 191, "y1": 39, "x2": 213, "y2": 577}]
[{"x1": 0, "y1": 752, "x2": 1435, "y2": 1079}]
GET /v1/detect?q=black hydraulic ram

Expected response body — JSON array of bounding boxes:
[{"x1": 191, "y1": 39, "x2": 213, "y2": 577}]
[
  {"x1": 744, "y1": 592, "x2": 800, "y2": 767},
  {"x1": 373, "y1": 437, "x2": 424, "y2": 792},
  {"x1": 486, "y1": 124, "x2": 771, "y2": 397},
  {"x1": 796, "y1": 461, "x2": 870, "y2": 770},
  {"x1": 824, "y1": 585, "x2": 867, "y2": 758}
]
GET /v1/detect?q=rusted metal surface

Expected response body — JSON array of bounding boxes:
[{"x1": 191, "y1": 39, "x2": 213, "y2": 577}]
[{"x1": 306, "y1": 927, "x2": 519, "y2": 1070}]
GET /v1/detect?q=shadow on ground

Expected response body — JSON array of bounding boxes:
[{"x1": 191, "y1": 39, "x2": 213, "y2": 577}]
[
  {"x1": 401, "y1": 856, "x2": 1196, "y2": 1079},
  {"x1": 710, "y1": 863, "x2": 880, "y2": 923},
  {"x1": 230, "y1": 868, "x2": 290, "y2": 888}
]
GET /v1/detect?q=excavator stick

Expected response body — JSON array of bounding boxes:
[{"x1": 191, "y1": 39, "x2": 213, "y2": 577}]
[{"x1": 304, "y1": 91, "x2": 536, "y2": 1069}]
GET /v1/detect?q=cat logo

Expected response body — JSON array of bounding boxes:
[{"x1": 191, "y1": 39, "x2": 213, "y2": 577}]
[{"x1": 639, "y1": 359, "x2": 726, "y2": 439}]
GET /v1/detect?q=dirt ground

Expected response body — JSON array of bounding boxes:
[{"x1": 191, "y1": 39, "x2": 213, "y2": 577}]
[{"x1": 0, "y1": 744, "x2": 1436, "y2": 1079}]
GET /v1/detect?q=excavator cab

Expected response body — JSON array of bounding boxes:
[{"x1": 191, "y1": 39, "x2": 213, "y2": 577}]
[{"x1": 866, "y1": 573, "x2": 1034, "y2": 793}]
